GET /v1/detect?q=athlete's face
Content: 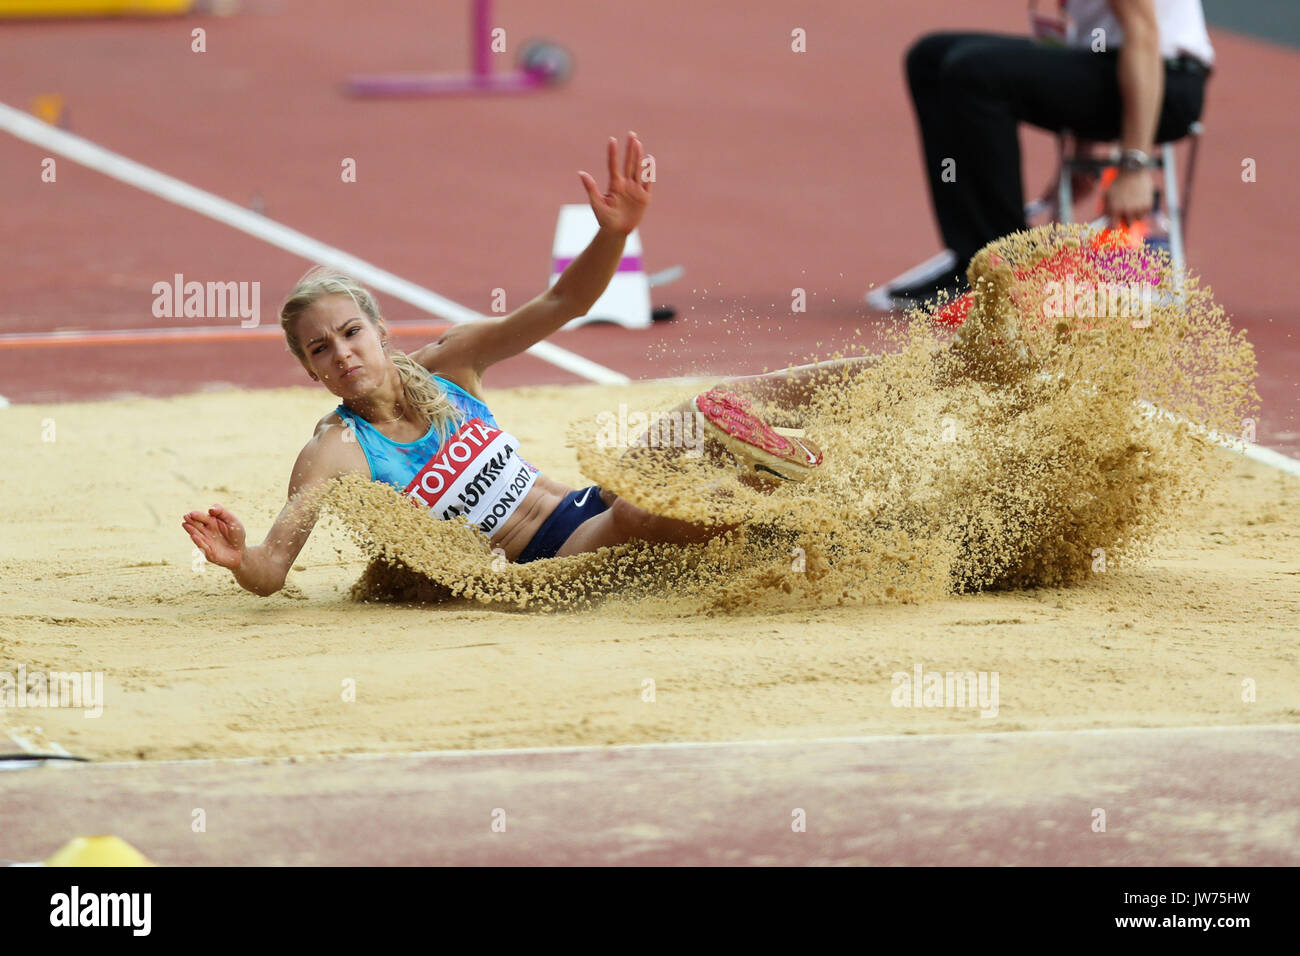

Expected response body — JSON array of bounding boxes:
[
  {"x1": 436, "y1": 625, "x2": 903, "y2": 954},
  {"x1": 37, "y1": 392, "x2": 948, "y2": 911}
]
[{"x1": 296, "y1": 294, "x2": 388, "y2": 397}]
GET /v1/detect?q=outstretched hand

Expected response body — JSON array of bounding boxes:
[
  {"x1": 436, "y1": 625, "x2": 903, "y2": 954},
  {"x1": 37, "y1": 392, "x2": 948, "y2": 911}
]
[
  {"x1": 577, "y1": 131, "x2": 652, "y2": 235},
  {"x1": 181, "y1": 505, "x2": 246, "y2": 571}
]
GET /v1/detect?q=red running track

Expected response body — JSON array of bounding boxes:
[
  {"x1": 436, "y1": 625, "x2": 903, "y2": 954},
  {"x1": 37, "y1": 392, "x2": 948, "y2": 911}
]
[
  {"x1": 0, "y1": 0, "x2": 1296, "y2": 456},
  {"x1": 3, "y1": 725, "x2": 1297, "y2": 865}
]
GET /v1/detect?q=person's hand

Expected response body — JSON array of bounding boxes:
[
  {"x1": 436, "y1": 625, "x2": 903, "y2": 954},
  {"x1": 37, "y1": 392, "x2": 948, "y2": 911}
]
[
  {"x1": 578, "y1": 131, "x2": 651, "y2": 235},
  {"x1": 181, "y1": 505, "x2": 247, "y2": 571},
  {"x1": 1105, "y1": 168, "x2": 1155, "y2": 226}
]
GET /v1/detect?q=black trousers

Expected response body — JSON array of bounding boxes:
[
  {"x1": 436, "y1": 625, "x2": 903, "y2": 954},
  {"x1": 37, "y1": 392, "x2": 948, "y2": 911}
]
[{"x1": 905, "y1": 32, "x2": 1208, "y2": 269}]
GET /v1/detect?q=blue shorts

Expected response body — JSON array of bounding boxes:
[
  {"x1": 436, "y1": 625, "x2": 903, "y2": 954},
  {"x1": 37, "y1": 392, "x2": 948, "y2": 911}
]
[{"x1": 515, "y1": 486, "x2": 610, "y2": 564}]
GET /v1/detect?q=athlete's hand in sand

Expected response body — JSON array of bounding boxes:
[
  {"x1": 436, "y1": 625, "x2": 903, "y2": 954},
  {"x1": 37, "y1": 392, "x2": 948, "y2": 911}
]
[
  {"x1": 181, "y1": 505, "x2": 247, "y2": 571},
  {"x1": 577, "y1": 131, "x2": 651, "y2": 235}
]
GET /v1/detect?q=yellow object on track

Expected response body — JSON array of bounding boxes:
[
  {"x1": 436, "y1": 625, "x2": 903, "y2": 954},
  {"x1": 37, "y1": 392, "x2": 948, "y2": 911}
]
[
  {"x1": 0, "y1": 0, "x2": 196, "y2": 17},
  {"x1": 46, "y1": 835, "x2": 155, "y2": 867}
]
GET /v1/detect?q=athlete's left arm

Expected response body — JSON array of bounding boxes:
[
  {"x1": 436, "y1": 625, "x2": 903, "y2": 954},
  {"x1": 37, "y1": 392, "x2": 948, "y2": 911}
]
[{"x1": 415, "y1": 132, "x2": 652, "y2": 381}]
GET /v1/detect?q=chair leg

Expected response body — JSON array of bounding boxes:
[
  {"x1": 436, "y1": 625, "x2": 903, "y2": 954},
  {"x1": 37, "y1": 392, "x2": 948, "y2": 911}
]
[
  {"x1": 1162, "y1": 141, "x2": 1186, "y2": 281},
  {"x1": 1180, "y1": 121, "x2": 1203, "y2": 240}
]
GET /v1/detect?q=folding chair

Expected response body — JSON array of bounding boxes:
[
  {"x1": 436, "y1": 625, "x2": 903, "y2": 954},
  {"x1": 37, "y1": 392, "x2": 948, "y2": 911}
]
[
  {"x1": 866, "y1": 121, "x2": 1206, "y2": 309},
  {"x1": 1054, "y1": 120, "x2": 1205, "y2": 275}
]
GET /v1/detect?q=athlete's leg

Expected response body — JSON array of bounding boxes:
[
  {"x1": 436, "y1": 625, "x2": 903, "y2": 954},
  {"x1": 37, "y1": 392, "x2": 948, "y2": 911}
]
[
  {"x1": 714, "y1": 355, "x2": 885, "y2": 416},
  {"x1": 618, "y1": 356, "x2": 883, "y2": 450},
  {"x1": 554, "y1": 493, "x2": 735, "y2": 557},
  {"x1": 556, "y1": 357, "x2": 893, "y2": 557},
  {"x1": 709, "y1": 330, "x2": 1000, "y2": 396}
]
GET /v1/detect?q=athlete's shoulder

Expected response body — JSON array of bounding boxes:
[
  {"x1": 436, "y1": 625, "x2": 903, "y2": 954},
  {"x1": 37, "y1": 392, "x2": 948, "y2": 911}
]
[
  {"x1": 434, "y1": 370, "x2": 488, "y2": 405},
  {"x1": 311, "y1": 410, "x2": 362, "y2": 452},
  {"x1": 297, "y1": 410, "x2": 367, "y2": 481},
  {"x1": 410, "y1": 339, "x2": 488, "y2": 403},
  {"x1": 411, "y1": 325, "x2": 477, "y2": 371},
  {"x1": 315, "y1": 408, "x2": 347, "y2": 436}
]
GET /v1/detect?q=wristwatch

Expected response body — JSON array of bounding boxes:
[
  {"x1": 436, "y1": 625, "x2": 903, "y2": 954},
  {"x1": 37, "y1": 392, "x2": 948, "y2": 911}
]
[{"x1": 1119, "y1": 148, "x2": 1150, "y2": 173}]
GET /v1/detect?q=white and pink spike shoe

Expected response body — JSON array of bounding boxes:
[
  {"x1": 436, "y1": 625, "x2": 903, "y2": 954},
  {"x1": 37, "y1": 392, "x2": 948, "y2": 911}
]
[{"x1": 691, "y1": 388, "x2": 824, "y2": 482}]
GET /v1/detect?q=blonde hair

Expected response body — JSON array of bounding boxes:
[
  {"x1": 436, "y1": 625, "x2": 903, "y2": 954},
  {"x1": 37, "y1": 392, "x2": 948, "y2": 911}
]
[{"x1": 279, "y1": 266, "x2": 462, "y2": 436}]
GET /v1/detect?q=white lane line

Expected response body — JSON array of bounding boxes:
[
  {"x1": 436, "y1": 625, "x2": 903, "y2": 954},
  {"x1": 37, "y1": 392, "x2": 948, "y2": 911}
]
[
  {"x1": 75, "y1": 722, "x2": 1300, "y2": 770},
  {"x1": 1136, "y1": 399, "x2": 1300, "y2": 477},
  {"x1": 0, "y1": 394, "x2": 10, "y2": 408},
  {"x1": 0, "y1": 99, "x2": 628, "y2": 386},
  {"x1": 1228, "y1": 441, "x2": 1300, "y2": 476}
]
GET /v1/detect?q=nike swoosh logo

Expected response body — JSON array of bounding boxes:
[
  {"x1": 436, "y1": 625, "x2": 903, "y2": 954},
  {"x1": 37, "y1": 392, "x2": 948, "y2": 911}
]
[
  {"x1": 573, "y1": 488, "x2": 593, "y2": 507},
  {"x1": 790, "y1": 439, "x2": 818, "y2": 466}
]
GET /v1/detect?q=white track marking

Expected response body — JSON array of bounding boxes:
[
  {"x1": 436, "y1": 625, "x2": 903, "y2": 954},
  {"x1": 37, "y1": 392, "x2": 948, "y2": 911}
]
[
  {"x1": 3, "y1": 730, "x2": 45, "y2": 755},
  {"x1": 647, "y1": 265, "x2": 684, "y2": 287},
  {"x1": 1136, "y1": 399, "x2": 1300, "y2": 477},
  {"x1": 0, "y1": 100, "x2": 627, "y2": 385},
  {"x1": 0, "y1": 394, "x2": 9, "y2": 407},
  {"x1": 81, "y1": 722, "x2": 1300, "y2": 770},
  {"x1": 3, "y1": 731, "x2": 36, "y2": 753},
  {"x1": 1217, "y1": 438, "x2": 1300, "y2": 476},
  {"x1": 4, "y1": 727, "x2": 77, "y2": 762}
]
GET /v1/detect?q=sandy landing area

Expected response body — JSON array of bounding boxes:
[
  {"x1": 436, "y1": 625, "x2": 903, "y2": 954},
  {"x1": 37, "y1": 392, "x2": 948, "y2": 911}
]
[{"x1": 2, "y1": 380, "x2": 1297, "y2": 762}]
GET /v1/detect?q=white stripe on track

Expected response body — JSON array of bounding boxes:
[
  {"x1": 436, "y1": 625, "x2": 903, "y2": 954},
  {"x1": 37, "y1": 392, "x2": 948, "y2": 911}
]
[
  {"x1": 0, "y1": 100, "x2": 628, "y2": 386},
  {"x1": 74, "y1": 722, "x2": 1300, "y2": 770},
  {"x1": 1136, "y1": 399, "x2": 1300, "y2": 477}
]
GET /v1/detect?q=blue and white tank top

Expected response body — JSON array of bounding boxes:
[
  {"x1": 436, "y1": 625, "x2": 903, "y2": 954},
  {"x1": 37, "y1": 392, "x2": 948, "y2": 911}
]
[{"x1": 333, "y1": 372, "x2": 539, "y2": 535}]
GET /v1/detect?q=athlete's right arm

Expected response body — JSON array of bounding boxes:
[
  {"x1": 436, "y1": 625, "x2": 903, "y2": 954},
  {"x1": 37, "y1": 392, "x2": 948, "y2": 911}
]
[{"x1": 183, "y1": 423, "x2": 354, "y2": 597}]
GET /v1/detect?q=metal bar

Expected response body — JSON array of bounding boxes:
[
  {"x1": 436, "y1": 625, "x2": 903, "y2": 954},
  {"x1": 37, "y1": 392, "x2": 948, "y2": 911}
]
[
  {"x1": 1180, "y1": 121, "x2": 1204, "y2": 239},
  {"x1": 1163, "y1": 141, "x2": 1186, "y2": 277},
  {"x1": 472, "y1": 0, "x2": 491, "y2": 79}
]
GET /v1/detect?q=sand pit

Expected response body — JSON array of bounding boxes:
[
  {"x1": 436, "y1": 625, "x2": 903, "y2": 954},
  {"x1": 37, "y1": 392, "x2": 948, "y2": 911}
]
[
  {"x1": 1, "y1": 228, "x2": 1295, "y2": 763},
  {"x1": 3, "y1": 379, "x2": 1298, "y2": 762}
]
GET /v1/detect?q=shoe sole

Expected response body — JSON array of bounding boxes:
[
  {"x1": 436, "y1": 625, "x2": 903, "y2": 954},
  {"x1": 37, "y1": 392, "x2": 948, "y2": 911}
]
[{"x1": 691, "y1": 389, "x2": 823, "y2": 482}]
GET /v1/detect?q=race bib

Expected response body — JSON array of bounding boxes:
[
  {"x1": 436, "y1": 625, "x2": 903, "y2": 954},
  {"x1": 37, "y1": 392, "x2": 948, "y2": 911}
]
[{"x1": 403, "y1": 418, "x2": 539, "y2": 534}]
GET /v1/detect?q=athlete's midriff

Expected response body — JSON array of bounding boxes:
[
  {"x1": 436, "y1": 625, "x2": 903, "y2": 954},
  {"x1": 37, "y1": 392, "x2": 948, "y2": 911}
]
[
  {"x1": 490, "y1": 477, "x2": 572, "y2": 561},
  {"x1": 396, "y1": 416, "x2": 572, "y2": 561}
]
